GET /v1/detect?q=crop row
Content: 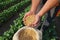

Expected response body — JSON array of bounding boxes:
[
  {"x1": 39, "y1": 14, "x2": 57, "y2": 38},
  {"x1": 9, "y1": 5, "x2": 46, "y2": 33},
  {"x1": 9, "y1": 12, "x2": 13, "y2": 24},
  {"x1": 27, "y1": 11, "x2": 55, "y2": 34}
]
[
  {"x1": 0, "y1": 4, "x2": 56, "y2": 40},
  {"x1": 0, "y1": 0, "x2": 22, "y2": 12},
  {"x1": 0, "y1": 5, "x2": 30, "y2": 40},
  {"x1": 0, "y1": 0, "x2": 7, "y2": 2},
  {"x1": 0, "y1": 0, "x2": 30, "y2": 25},
  {"x1": 0, "y1": 0, "x2": 56, "y2": 39}
]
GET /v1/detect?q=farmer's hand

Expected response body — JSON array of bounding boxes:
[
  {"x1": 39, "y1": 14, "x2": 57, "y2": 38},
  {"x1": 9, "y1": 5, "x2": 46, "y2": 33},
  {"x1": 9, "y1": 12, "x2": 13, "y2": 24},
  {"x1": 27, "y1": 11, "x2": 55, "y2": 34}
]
[
  {"x1": 23, "y1": 11, "x2": 35, "y2": 21},
  {"x1": 29, "y1": 14, "x2": 41, "y2": 27}
]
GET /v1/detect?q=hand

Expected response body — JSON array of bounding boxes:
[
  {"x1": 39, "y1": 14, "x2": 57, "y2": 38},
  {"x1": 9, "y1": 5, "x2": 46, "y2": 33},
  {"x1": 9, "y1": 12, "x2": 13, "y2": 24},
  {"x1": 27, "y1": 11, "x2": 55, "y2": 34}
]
[
  {"x1": 23, "y1": 11, "x2": 35, "y2": 21},
  {"x1": 29, "y1": 14, "x2": 41, "y2": 28}
]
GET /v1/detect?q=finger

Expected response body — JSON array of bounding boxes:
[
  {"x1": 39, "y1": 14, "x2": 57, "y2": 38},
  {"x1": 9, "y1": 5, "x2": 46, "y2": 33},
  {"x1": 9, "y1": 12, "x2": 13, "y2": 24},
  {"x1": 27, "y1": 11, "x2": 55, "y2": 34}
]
[
  {"x1": 33, "y1": 20, "x2": 40, "y2": 27},
  {"x1": 23, "y1": 13, "x2": 32, "y2": 21},
  {"x1": 23, "y1": 14, "x2": 28, "y2": 21},
  {"x1": 23, "y1": 15, "x2": 26, "y2": 21},
  {"x1": 23, "y1": 15, "x2": 25, "y2": 21},
  {"x1": 33, "y1": 20, "x2": 38, "y2": 25},
  {"x1": 33, "y1": 17, "x2": 40, "y2": 25},
  {"x1": 28, "y1": 24, "x2": 34, "y2": 27},
  {"x1": 33, "y1": 22, "x2": 39, "y2": 27},
  {"x1": 23, "y1": 18, "x2": 26, "y2": 21}
]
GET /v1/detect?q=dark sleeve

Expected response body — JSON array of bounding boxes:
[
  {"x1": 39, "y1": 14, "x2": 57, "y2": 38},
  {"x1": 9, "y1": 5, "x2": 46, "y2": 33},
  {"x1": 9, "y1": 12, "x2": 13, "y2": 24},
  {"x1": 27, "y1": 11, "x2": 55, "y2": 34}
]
[{"x1": 58, "y1": 0, "x2": 60, "y2": 3}]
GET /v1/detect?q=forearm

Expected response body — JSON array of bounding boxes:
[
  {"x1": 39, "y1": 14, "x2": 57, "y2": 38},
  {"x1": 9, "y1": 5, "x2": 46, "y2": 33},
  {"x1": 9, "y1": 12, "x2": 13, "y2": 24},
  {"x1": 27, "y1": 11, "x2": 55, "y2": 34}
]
[
  {"x1": 37, "y1": 0, "x2": 59, "y2": 17},
  {"x1": 30, "y1": 0, "x2": 41, "y2": 12}
]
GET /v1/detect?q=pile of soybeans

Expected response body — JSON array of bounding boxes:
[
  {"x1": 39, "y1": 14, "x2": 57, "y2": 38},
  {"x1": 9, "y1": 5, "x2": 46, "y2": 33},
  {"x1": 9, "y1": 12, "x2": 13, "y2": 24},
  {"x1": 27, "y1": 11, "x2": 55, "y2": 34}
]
[
  {"x1": 24, "y1": 14, "x2": 36, "y2": 26},
  {"x1": 18, "y1": 28, "x2": 37, "y2": 40}
]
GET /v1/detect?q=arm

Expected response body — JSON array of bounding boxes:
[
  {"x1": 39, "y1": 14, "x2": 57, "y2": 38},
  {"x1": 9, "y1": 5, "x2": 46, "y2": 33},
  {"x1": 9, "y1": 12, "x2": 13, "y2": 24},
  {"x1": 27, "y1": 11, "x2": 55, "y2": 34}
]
[
  {"x1": 30, "y1": 0, "x2": 41, "y2": 13},
  {"x1": 23, "y1": 0, "x2": 41, "y2": 22},
  {"x1": 37, "y1": 0, "x2": 59, "y2": 17},
  {"x1": 27, "y1": 0, "x2": 59, "y2": 27}
]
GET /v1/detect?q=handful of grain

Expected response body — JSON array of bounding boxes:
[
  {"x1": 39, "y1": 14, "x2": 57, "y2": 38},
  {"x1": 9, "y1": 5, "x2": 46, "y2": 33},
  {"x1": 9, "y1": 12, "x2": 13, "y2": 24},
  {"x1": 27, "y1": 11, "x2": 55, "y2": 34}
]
[
  {"x1": 24, "y1": 14, "x2": 36, "y2": 26},
  {"x1": 18, "y1": 28, "x2": 37, "y2": 40}
]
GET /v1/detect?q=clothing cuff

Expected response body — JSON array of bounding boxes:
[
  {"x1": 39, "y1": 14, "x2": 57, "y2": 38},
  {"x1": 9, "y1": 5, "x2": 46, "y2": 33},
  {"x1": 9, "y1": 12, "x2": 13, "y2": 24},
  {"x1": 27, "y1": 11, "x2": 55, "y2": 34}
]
[{"x1": 58, "y1": 0, "x2": 60, "y2": 3}]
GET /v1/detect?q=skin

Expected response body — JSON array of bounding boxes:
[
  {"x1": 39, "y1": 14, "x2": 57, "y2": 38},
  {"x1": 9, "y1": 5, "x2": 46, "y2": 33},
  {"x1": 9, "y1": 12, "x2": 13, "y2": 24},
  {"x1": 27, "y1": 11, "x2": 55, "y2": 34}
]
[{"x1": 23, "y1": 0, "x2": 59, "y2": 27}]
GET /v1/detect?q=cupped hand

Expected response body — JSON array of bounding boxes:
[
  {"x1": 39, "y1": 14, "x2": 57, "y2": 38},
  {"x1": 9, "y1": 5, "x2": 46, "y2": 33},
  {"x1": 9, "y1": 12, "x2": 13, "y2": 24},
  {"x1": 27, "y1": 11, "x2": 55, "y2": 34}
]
[
  {"x1": 23, "y1": 11, "x2": 35, "y2": 21},
  {"x1": 29, "y1": 14, "x2": 41, "y2": 28}
]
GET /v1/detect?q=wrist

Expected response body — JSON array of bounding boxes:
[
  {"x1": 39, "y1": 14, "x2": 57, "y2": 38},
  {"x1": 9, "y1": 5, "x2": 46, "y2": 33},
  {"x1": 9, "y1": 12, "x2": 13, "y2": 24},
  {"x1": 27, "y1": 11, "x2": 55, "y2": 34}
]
[
  {"x1": 29, "y1": 10, "x2": 36, "y2": 14},
  {"x1": 37, "y1": 9, "x2": 45, "y2": 18},
  {"x1": 30, "y1": 8, "x2": 36, "y2": 13},
  {"x1": 37, "y1": 13, "x2": 42, "y2": 18}
]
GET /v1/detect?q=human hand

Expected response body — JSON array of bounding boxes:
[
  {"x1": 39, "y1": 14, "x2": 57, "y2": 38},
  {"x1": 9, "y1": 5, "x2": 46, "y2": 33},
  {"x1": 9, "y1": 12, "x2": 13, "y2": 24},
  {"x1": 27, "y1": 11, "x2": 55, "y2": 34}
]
[
  {"x1": 29, "y1": 14, "x2": 41, "y2": 28},
  {"x1": 23, "y1": 11, "x2": 35, "y2": 21}
]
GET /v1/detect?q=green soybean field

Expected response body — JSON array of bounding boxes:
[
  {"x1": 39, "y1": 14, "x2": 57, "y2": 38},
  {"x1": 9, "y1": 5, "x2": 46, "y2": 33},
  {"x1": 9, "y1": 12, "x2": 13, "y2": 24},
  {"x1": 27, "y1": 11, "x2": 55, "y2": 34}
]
[{"x1": 0, "y1": 0, "x2": 58, "y2": 40}]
